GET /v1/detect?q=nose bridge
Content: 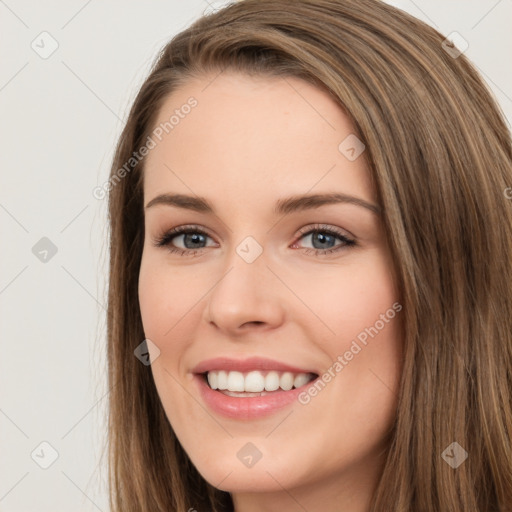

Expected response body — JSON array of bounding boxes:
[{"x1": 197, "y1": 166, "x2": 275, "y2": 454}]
[{"x1": 205, "y1": 235, "x2": 285, "y2": 330}]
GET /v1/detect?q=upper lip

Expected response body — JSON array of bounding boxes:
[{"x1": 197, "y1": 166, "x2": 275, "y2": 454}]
[{"x1": 191, "y1": 356, "x2": 318, "y2": 375}]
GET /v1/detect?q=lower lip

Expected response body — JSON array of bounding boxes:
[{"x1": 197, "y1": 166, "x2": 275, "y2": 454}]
[{"x1": 194, "y1": 374, "x2": 309, "y2": 420}]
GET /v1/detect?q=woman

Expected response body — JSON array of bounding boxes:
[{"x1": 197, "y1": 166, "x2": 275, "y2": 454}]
[{"x1": 105, "y1": 0, "x2": 512, "y2": 510}]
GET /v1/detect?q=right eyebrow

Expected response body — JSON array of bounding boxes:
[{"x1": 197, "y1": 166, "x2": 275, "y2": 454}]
[{"x1": 145, "y1": 193, "x2": 212, "y2": 212}]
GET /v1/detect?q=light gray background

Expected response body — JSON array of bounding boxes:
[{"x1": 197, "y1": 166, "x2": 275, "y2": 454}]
[{"x1": 1, "y1": 1, "x2": 510, "y2": 511}]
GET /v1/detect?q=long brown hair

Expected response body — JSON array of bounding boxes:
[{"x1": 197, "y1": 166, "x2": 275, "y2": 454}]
[{"x1": 105, "y1": 1, "x2": 512, "y2": 510}]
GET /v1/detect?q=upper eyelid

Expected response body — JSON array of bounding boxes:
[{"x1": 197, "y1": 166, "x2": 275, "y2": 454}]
[
  {"x1": 164, "y1": 223, "x2": 349, "y2": 236},
  {"x1": 295, "y1": 223, "x2": 354, "y2": 239},
  {"x1": 159, "y1": 224, "x2": 353, "y2": 246}
]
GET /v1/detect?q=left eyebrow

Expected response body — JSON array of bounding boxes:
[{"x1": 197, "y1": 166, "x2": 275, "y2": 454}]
[
  {"x1": 274, "y1": 193, "x2": 382, "y2": 217},
  {"x1": 144, "y1": 192, "x2": 382, "y2": 217}
]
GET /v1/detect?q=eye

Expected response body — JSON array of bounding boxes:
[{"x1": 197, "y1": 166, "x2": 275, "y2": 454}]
[
  {"x1": 292, "y1": 224, "x2": 356, "y2": 255},
  {"x1": 152, "y1": 224, "x2": 217, "y2": 256},
  {"x1": 152, "y1": 223, "x2": 356, "y2": 257}
]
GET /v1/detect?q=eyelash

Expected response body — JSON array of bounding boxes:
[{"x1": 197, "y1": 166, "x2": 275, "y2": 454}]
[{"x1": 152, "y1": 223, "x2": 356, "y2": 257}]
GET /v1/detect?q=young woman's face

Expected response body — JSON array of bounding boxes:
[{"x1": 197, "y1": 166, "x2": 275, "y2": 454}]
[{"x1": 139, "y1": 71, "x2": 403, "y2": 510}]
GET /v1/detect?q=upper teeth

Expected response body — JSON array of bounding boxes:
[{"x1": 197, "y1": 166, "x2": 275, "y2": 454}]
[{"x1": 207, "y1": 370, "x2": 314, "y2": 392}]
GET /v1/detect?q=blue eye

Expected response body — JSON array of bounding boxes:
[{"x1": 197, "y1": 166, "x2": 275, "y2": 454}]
[
  {"x1": 153, "y1": 225, "x2": 215, "y2": 256},
  {"x1": 153, "y1": 223, "x2": 356, "y2": 257},
  {"x1": 293, "y1": 225, "x2": 356, "y2": 255}
]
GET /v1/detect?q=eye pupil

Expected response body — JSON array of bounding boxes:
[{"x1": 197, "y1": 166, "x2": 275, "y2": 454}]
[
  {"x1": 184, "y1": 233, "x2": 206, "y2": 248},
  {"x1": 312, "y1": 232, "x2": 336, "y2": 249}
]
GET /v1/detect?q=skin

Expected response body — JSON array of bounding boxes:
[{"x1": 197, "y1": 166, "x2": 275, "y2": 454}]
[{"x1": 138, "y1": 71, "x2": 404, "y2": 512}]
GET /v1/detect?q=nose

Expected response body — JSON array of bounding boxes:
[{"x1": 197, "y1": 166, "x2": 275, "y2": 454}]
[{"x1": 204, "y1": 248, "x2": 286, "y2": 335}]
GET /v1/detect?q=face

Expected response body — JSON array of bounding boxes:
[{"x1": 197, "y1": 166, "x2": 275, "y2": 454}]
[{"x1": 138, "y1": 71, "x2": 403, "y2": 510}]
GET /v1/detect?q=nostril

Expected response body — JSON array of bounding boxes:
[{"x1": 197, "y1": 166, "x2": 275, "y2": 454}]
[{"x1": 241, "y1": 321, "x2": 265, "y2": 328}]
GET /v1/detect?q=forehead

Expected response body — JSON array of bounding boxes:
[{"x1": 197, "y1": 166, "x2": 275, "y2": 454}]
[{"x1": 143, "y1": 71, "x2": 376, "y2": 209}]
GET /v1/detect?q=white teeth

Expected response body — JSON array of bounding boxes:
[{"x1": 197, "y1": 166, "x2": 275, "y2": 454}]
[
  {"x1": 293, "y1": 373, "x2": 311, "y2": 388},
  {"x1": 244, "y1": 371, "x2": 266, "y2": 392},
  {"x1": 280, "y1": 372, "x2": 294, "y2": 391},
  {"x1": 206, "y1": 369, "x2": 315, "y2": 393},
  {"x1": 217, "y1": 370, "x2": 228, "y2": 390},
  {"x1": 207, "y1": 371, "x2": 218, "y2": 390},
  {"x1": 227, "y1": 371, "x2": 245, "y2": 392},
  {"x1": 265, "y1": 371, "x2": 280, "y2": 391}
]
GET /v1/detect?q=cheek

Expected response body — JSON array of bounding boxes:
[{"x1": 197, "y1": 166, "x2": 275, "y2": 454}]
[
  {"x1": 285, "y1": 251, "x2": 399, "y2": 346},
  {"x1": 290, "y1": 252, "x2": 403, "y2": 405},
  {"x1": 138, "y1": 256, "x2": 204, "y2": 340}
]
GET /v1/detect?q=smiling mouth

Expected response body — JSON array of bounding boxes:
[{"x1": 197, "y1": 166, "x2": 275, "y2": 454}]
[{"x1": 202, "y1": 369, "x2": 318, "y2": 396}]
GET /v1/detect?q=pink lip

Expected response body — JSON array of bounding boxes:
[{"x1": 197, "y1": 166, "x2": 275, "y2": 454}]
[
  {"x1": 191, "y1": 356, "x2": 316, "y2": 374},
  {"x1": 194, "y1": 374, "x2": 314, "y2": 420},
  {"x1": 191, "y1": 357, "x2": 318, "y2": 420}
]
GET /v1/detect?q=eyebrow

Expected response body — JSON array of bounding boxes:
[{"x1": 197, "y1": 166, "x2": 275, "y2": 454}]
[{"x1": 145, "y1": 192, "x2": 381, "y2": 216}]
